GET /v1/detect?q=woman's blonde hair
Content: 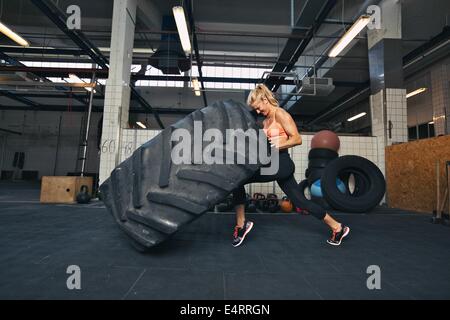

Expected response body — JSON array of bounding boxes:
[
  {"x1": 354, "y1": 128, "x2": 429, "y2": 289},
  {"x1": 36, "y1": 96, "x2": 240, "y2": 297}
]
[{"x1": 247, "y1": 84, "x2": 279, "y2": 107}]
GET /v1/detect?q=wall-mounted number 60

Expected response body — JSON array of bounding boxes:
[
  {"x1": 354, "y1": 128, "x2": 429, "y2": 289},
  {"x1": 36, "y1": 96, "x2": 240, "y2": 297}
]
[{"x1": 101, "y1": 140, "x2": 116, "y2": 153}]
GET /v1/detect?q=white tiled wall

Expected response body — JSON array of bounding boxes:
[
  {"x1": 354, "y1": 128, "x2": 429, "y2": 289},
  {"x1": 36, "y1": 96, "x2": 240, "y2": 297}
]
[
  {"x1": 370, "y1": 90, "x2": 387, "y2": 177},
  {"x1": 120, "y1": 129, "x2": 161, "y2": 162},
  {"x1": 119, "y1": 130, "x2": 381, "y2": 200},
  {"x1": 385, "y1": 88, "x2": 408, "y2": 144},
  {"x1": 98, "y1": 0, "x2": 137, "y2": 185}
]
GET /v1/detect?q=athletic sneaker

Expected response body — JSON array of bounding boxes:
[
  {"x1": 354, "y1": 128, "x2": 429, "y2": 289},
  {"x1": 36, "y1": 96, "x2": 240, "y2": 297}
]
[
  {"x1": 232, "y1": 220, "x2": 254, "y2": 247},
  {"x1": 327, "y1": 225, "x2": 350, "y2": 246}
]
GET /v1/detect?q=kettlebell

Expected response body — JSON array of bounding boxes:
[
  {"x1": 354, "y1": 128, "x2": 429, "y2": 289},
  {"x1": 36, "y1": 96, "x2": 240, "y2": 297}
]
[
  {"x1": 76, "y1": 185, "x2": 91, "y2": 204},
  {"x1": 253, "y1": 193, "x2": 266, "y2": 211},
  {"x1": 266, "y1": 193, "x2": 280, "y2": 213},
  {"x1": 280, "y1": 196, "x2": 293, "y2": 213}
]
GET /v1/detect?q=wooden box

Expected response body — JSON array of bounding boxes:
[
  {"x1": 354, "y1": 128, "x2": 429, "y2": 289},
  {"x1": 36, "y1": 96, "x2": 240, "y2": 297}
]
[{"x1": 40, "y1": 176, "x2": 93, "y2": 203}]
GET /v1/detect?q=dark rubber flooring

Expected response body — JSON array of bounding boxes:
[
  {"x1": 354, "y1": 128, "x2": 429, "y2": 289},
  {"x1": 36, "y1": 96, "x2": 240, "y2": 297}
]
[{"x1": 1, "y1": 182, "x2": 450, "y2": 300}]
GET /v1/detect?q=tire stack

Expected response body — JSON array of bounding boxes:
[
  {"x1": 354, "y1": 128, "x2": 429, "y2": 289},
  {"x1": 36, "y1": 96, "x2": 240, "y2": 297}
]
[
  {"x1": 299, "y1": 130, "x2": 386, "y2": 213},
  {"x1": 306, "y1": 148, "x2": 339, "y2": 210}
]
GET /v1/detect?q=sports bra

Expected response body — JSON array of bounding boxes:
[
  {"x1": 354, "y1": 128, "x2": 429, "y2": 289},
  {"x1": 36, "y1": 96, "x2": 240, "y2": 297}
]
[{"x1": 263, "y1": 109, "x2": 288, "y2": 139}]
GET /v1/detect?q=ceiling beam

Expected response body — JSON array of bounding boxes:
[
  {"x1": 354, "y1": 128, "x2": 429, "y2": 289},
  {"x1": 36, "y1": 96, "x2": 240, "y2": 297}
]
[
  {"x1": 0, "y1": 66, "x2": 367, "y2": 87},
  {"x1": 0, "y1": 47, "x2": 86, "y2": 56},
  {"x1": 265, "y1": 0, "x2": 337, "y2": 91},
  {"x1": 31, "y1": 0, "x2": 109, "y2": 69},
  {"x1": 31, "y1": 0, "x2": 165, "y2": 129},
  {"x1": 0, "y1": 50, "x2": 89, "y2": 106},
  {"x1": 0, "y1": 104, "x2": 196, "y2": 115},
  {"x1": 0, "y1": 90, "x2": 41, "y2": 108}
]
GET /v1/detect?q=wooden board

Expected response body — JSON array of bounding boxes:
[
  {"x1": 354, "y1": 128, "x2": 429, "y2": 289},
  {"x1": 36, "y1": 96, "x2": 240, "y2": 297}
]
[
  {"x1": 385, "y1": 135, "x2": 450, "y2": 213},
  {"x1": 40, "y1": 176, "x2": 93, "y2": 203}
]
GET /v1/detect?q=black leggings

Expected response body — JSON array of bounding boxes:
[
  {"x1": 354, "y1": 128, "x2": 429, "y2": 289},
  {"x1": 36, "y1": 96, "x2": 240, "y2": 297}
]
[{"x1": 232, "y1": 151, "x2": 327, "y2": 220}]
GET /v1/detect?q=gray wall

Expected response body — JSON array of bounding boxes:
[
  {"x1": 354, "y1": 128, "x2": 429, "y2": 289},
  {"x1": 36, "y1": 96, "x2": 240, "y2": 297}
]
[{"x1": 0, "y1": 110, "x2": 101, "y2": 179}]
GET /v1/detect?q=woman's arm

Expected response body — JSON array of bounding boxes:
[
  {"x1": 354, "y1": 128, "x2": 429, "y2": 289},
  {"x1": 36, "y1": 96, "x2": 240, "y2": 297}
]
[{"x1": 269, "y1": 109, "x2": 302, "y2": 150}]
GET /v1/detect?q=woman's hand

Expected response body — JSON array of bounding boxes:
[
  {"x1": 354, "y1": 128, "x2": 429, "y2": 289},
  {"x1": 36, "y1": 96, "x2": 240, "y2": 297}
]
[{"x1": 269, "y1": 136, "x2": 288, "y2": 149}]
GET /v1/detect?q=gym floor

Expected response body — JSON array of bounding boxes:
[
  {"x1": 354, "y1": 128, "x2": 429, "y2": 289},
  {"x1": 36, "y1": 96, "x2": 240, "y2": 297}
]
[{"x1": 1, "y1": 181, "x2": 450, "y2": 300}]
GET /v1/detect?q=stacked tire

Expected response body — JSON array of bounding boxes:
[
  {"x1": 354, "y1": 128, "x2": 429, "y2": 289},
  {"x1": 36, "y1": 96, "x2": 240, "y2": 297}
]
[
  {"x1": 320, "y1": 155, "x2": 386, "y2": 212},
  {"x1": 300, "y1": 154, "x2": 386, "y2": 213},
  {"x1": 306, "y1": 148, "x2": 338, "y2": 210}
]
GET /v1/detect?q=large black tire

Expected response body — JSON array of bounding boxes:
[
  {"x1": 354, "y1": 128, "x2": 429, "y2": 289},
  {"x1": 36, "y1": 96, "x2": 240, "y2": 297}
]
[
  {"x1": 305, "y1": 167, "x2": 311, "y2": 178},
  {"x1": 321, "y1": 155, "x2": 386, "y2": 213},
  {"x1": 297, "y1": 179, "x2": 311, "y2": 203},
  {"x1": 100, "y1": 100, "x2": 264, "y2": 251},
  {"x1": 308, "y1": 158, "x2": 333, "y2": 169},
  {"x1": 338, "y1": 170, "x2": 370, "y2": 197},
  {"x1": 307, "y1": 168, "x2": 324, "y2": 186},
  {"x1": 308, "y1": 148, "x2": 338, "y2": 160}
]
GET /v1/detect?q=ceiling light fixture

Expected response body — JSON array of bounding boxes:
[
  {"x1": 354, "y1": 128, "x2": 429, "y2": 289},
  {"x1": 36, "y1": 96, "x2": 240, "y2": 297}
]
[
  {"x1": 0, "y1": 21, "x2": 29, "y2": 47},
  {"x1": 406, "y1": 87, "x2": 427, "y2": 98},
  {"x1": 328, "y1": 15, "x2": 371, "y2": 58},
  {"x1": 172, "y1": 6, "x2": 192, "y2": 54},
  {"x1": 347, "y1": 112, "x2": 367, "y2": 122}
]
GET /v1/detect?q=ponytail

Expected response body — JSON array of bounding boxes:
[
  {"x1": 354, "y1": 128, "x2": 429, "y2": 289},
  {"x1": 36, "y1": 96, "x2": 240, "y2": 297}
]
[{"x1": 247, "y1": 84, "x2": 279, "y2": 107}]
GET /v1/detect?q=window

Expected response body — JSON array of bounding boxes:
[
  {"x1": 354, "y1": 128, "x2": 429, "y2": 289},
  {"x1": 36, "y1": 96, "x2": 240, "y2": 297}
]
[
  {"x1": 20, "y1": 60, "x2": 269, "y2": 89},
  {"x1": 409, "y1": 122, "x2": 435, "y2": 141},
  {"x1": 428, "y1": 123, "x2": 435, "y2": 137},
  {"x1": 418, "y1": 123, "x2": 428, "y2": 139},
  {"x1": 408, "y1": 126, "x2": 417, "y2": 141}
]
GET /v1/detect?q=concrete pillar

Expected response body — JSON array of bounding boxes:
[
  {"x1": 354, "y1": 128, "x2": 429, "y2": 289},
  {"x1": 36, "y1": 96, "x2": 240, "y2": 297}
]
[
  {"x1": 367, "y1": 0, "x2": 407, "y2": 205},
  {"x1": 430, "y1": 64, "x2": 449, "y2": 135},
  {"x1": 99, "y1": 0, "x2": 137, "y2": 184}
]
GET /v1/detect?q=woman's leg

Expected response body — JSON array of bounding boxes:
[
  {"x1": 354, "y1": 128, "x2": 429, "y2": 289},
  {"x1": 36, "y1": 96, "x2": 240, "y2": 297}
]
[
  {"x1": 232, "y1": 186, "x2": 247, "y2": 228},
  {"x1": 277, "y1": 175, "x2": 342, "y2": 232},
  {"x1": 231, "y1": 157, "x2": 287, "y2": 228}
]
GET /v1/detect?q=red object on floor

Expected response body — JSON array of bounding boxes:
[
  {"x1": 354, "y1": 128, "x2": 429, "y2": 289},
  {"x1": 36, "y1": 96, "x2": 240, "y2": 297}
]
[{"x1": 296, "y1": 207, "x2": 309, "y2": 215}]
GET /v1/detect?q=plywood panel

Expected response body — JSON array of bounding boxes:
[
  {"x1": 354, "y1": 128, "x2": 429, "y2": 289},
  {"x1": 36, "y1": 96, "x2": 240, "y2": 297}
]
[
  {"x1": 40, "y1": 176, "x2": 93, "y2": 203},
  {"x1": 386, "y1": 135, "x2": 450, "y2": 213}
]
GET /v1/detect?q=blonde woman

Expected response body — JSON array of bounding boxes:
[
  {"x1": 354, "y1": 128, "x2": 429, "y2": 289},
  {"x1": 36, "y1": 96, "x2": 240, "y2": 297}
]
[{"x1": 232, "y1": 84, "x2": 350, "y2": 247}]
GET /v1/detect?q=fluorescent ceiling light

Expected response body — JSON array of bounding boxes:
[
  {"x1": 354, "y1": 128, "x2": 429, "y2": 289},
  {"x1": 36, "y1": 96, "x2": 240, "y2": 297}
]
[
  {"x1": 428, "y1": 121, "x2": 434, "y2": 124},
  {"x1": 0, "y1": 21, "x2": 29, "y2": 47},
  {"x1": 172, "y1": 6, "x2": 191, "y2": 54},
  {"x1": 192, "y1": 78, "x2": 201, "y2": 96},
  {"x1": 67, "y1": 73, "x2": 96, "y2": 92},
  {"x1": 347, "y1": 112, "x2": 367, "y2": 122},
  {"x1": 328, "y1": 15, "x2": 371, "y2": 58},
  {"x1": 406, "y1": 87, "x2": 427, "y2": 98},
  {"x1": 136, "y1": 121, "x2": 146, "y2": 129}
]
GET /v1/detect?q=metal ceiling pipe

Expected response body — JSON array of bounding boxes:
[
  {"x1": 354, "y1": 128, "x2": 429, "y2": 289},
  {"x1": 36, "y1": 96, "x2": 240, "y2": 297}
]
[
  {"x1": 185, "y1": 0, "x2": 208, "y2": 107},
  {"x1": 79, "y1": 72, "x2": 96, "y2": 176}
]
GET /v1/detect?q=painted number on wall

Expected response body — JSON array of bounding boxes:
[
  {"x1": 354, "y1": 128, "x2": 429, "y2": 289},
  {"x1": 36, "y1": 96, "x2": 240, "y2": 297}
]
[
  {"x1": 101, "y1": 140, "x2": 116, "y2": 154},
  {"x1": 123, "y1": 142, "x2": 133, "y2": 155}
]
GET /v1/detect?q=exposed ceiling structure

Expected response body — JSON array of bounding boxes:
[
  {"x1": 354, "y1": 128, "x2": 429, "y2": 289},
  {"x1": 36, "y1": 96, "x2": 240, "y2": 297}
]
[{"x1": 0, "y1": 0, "x2": 449, "y2": 131}]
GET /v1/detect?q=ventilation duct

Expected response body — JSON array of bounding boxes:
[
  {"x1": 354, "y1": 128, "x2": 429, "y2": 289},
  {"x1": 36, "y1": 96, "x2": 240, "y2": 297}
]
[
  {"x1": 148, "y1": 15, "x2": 191, "y2": 74},
  {"x1": 299, "y1": 77, "x2": 335, "y2": 96}
]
